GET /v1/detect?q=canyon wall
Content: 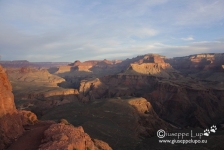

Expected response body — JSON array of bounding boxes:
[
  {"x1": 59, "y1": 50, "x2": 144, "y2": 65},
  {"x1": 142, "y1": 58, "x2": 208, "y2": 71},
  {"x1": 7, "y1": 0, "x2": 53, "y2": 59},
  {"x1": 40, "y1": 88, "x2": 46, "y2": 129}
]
[
  {"x1": 0, "y1": 65, "x2": 24, "y2": 149},
  {"x1": 166, "y1": 53, "x2": 224, "y2": 71},
  {"x1": 0, "y1": 65, "x2": 112, "y2": 150}
]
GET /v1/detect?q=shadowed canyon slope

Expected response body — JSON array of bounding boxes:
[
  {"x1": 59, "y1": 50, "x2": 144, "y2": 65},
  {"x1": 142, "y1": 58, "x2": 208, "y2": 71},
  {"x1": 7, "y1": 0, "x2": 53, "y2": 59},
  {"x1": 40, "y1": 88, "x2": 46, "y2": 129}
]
[
  {"x1": 41, "y1": 97, "x2": 171, "y2": 149},
  {"x1": 0, "y1": 65, "x2": 112, "y2": 150},
  {"x1": 166, "y1": 53, "x2": 224, "y2": 82},
  {"x1": 3, "y1": 53, "x2": 224, "y2": 149}
]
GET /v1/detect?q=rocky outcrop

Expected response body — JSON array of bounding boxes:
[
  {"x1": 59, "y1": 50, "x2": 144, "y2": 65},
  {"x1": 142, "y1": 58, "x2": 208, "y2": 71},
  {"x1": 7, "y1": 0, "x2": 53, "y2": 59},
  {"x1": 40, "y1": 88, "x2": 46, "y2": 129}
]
[
  {"x1": 93, "y1": 139, "x2": 112, "y2": 150},
  {"x1": 52, "y1": 66, "x2": 72, "y2": 74},
  {"x1": 18, "y1": 110, "x2": 38, "y2": 125},
  {"x1": 0, "y1": 65, "x2": 24, "y2": 149},
  {"x1": 127, "y1": 98, "x2": 170, "y2": 137},
  {"x1": 39, "y1": 123, "x2": 112, "y2": 150},
  {"x1": 0, "y1": 113, "x2": 24, "y2": 149},
  {"x1": 39, "y1": 123, "x2": 95, "y2": 150},
  {"x1": 1, "y1": 65, "x2": 112, "y2": 149},
  {"x1": 115, "y1": 54, "x2": 179, "y2": 78},
  {"x1": 41, "y1": 97, "x2": 171, "y2": 149},
  {"x1": 68, "y1": 60, "x2": 115, "y2": 71},
  {"x1": 0, "y1": 66, "x2": 17, "y2": 117},
  {"x1": 124, "y1": 63, "x2": 175, "y2": 78}
]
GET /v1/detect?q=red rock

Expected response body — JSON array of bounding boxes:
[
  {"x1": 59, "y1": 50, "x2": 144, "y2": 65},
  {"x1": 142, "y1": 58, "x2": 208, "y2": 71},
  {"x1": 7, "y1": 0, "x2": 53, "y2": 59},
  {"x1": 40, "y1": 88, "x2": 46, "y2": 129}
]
[
  {"x1": 18, "y1": 110, "x2": 38, "y2": 125},
  {"x1": 167, "y1": 53, "x2": 224, "y2": 71},
  {"x1": 0, "y1": 113, "x2": 24, "y2": 149},
  {"x1": 0, "y1": 65, "x2": 24, "y2": 149},
  {"x1": 39, "y1": 123, "x2": 96, "y2": 150},
  {"x1": 0, "y1": 65, "x2": 112, "y2": 150},
  {"x1": 93, "y1": 139, "x2": 112, "y2": 150},
  {"x1": 0, "y1": 65, "x2": 17, "y2": 117}
]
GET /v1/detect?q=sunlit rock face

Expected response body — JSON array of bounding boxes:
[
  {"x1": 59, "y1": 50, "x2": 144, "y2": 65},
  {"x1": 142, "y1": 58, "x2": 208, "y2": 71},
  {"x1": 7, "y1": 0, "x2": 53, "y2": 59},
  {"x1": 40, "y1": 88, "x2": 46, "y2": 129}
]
[
  {"x1": 117, "y1": 54, "x2": 178, "y2": 79},
  {"x1": 39, "y1": 123, "x2": 112, "y2": 150},
  {"x1": 0, "y1": 65, "x2": 112, "y2": 150},
  {"x1": 0, "y1": 65, "x2": 17, "y2": 117},
  {"x1": 0, "y1": 65, "x2": 24, "y2": 149}
]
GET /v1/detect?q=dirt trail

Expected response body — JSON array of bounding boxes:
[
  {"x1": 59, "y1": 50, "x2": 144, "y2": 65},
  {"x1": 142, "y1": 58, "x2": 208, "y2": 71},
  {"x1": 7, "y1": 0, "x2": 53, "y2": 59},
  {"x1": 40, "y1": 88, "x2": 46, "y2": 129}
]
[{"x1": 7, "y1": 121, "x2": 54, "y2": 150}]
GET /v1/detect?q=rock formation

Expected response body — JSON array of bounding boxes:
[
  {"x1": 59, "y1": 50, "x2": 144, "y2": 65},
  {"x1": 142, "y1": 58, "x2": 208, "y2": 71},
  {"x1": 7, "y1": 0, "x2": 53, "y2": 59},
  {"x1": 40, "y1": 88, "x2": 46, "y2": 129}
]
[
  {"x1": 77, "y1": 73, "x2": 224, "y2": 128},
  {"x1": 0, "y1": 65, "x2": 38, "y2": 149},
  {"x1": 121, "y1": 54, "x2": 179, "y2": 78},
  {"x1": 0, "y1": 65, "x2": 112, "y2": 150},
  {"x1": 0, "y1": 65, "x2": 17, "y2": 117},
  {"x1": 5, "y1": 67, "x2": 79, "y2": 116},
  {"x1": 166, "y1": 53, "x2": 224, "y2": 82},
  {"x1": 39, "y1": 123, "x2": 112, "y2": 150},
  {"x1": 41, "y1": 97, "x2": 171, "y2": 149},
  {"x1": 0, "y1": 65, "x2": 24, "y2": 149},
  {"x1": 3, "y1": 53, "x2": 224, "y2": 149},
  {"x1": 166, "y1": 53, "x2": 224, "y2": 71}
]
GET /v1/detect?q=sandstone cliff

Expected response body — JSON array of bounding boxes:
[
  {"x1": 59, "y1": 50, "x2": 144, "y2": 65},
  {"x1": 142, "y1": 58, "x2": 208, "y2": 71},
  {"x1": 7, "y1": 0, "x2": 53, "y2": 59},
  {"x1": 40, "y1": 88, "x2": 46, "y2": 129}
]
[
  {"x1": 0, "y1": 65, "x2": 17, "y2": 117},
  {"x1": 115, "y1": 54, "x2": 179, "y2": 79},
  {"x1": 0, "y1": 65, "x2": 24, "y2": 149}
]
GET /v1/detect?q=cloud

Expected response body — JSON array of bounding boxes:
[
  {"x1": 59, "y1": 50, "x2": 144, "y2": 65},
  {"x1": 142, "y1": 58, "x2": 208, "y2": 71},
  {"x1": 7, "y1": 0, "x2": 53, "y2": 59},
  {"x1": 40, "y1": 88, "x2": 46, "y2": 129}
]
[
  {"x1": 151, "y1": 40, "x2": 224, "y2": 58},
  {"x1": 0, "y1": 0, "x2": 224, "y2": 62},
  {"x1": 173, "y1": 0, "x2": 224, "y2": 26},
  {"x1": 181, "y1": 36, "x2": 194, "y2": 41}
]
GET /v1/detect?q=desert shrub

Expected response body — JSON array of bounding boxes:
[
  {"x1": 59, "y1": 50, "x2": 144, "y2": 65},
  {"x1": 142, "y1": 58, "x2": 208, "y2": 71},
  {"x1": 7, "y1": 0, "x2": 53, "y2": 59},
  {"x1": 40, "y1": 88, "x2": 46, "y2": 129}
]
[
  {"x1": 86, "y1": 147, "x2": 91, "y2": 150},
  {"x1": 59, "y1": 118, "x2": 70, "y2": 125}
]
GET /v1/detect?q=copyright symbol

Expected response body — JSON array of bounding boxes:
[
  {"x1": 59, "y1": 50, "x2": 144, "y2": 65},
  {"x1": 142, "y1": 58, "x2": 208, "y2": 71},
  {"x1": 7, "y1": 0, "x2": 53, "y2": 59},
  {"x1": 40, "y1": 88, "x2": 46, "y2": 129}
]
[{"x1": 157, "y1": 129, "x2": 165, "y2": 138}]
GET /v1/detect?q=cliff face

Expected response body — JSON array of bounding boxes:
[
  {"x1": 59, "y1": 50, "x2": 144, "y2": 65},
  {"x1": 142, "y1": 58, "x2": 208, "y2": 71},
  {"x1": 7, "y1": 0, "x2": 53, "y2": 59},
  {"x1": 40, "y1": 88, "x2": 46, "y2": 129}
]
[
  {"x1": 165, "y1": 53, "x2": 224, "y2": 82},
  {"x1": 0, "y1": 66, "x2": 17, "y2": 117},
  {"x1": 0, "y1": 65, "x2": 112, "y2": 150},
  {"x1": 68, "y1": 59, "x2": 116, "y2": 72},
  {"x1": 124, "y1": 63, "x2": 175, "y2": 78},
  {"x1": 6, "y1": 67, "x2": 79, "y2": 112},
  {"x1": 0, "y1": 65, "x2": 24, "y2": 149},
  {"x1": 167, "y1": 53, "x2": 224, "y2": 71},
  {"x1": 78, "y1": 74, "x2": 224, "y2": 128}
]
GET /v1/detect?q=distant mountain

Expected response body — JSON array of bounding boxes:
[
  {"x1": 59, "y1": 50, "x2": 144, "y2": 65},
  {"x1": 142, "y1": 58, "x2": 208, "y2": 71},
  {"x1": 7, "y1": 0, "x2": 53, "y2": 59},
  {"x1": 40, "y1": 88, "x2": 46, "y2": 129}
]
[{"x1": 0, "y1": 60, "x2": 71, "y2": 68}]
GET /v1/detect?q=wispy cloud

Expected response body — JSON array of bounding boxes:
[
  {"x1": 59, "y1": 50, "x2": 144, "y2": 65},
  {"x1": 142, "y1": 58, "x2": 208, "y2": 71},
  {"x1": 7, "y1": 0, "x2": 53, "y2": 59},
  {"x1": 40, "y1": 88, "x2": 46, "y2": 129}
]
[
  {"x1": 181, "y1": 36, "x2": 194, "y2": 41},
  {"x1": 0, "y1": 0, "x2": 224, "y2": 61},
  {"x1": 173, "y1": 0, "x2": 224, "y2": 26}
]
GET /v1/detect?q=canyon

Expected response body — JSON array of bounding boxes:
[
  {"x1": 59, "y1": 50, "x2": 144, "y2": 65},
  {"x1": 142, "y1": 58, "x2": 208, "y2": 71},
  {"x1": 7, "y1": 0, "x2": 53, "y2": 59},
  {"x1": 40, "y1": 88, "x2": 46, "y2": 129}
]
[
  {"x1": 0, "y1": 53, "x2": 224, "y2": 149},
  {"x1": 0, "y1": 65, "x2": 111, "y2": 150}
]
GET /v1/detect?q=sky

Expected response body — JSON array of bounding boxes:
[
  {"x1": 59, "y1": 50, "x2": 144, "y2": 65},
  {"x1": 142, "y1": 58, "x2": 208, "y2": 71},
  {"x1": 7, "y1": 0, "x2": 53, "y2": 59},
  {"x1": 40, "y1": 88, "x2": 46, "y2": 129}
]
[{"x1": 0, "y1": 0, "x2": 224, "y2": 62}]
